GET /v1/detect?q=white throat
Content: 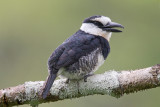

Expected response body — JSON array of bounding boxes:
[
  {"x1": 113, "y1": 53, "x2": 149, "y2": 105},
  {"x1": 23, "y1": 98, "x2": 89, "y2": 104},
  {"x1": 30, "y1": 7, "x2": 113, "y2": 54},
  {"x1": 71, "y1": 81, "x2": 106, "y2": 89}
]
[{"x1": 80, "y1": 23, "x2": 112, "y2": 41}]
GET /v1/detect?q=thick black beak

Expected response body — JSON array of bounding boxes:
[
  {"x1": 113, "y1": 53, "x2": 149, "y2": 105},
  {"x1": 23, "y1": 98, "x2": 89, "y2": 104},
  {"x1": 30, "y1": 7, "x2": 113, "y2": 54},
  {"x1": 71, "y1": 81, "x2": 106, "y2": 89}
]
[{"x1": 101, "y1": 22, "x2": 124, "y2": 32}]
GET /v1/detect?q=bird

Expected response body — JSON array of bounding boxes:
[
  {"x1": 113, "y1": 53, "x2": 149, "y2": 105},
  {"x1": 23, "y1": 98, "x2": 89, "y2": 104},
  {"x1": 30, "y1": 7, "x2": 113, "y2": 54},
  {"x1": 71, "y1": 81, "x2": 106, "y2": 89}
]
[{"x1": 40, "y1": 15, "x2": 124, "y2": 99}]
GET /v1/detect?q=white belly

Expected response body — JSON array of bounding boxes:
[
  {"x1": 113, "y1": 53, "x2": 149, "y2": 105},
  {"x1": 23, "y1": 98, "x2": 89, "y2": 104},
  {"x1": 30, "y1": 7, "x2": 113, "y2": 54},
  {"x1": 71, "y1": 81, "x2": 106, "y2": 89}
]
[{"x1": 58, "y1": 52, "x2": 105, "y2": 80}]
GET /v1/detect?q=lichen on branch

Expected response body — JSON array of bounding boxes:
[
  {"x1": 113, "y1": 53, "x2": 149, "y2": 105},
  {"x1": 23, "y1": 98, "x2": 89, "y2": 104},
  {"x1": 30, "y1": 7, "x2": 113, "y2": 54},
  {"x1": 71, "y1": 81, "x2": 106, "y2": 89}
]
[{"x1": 0, "y1": 64, "x2": 160, "y2": 107}]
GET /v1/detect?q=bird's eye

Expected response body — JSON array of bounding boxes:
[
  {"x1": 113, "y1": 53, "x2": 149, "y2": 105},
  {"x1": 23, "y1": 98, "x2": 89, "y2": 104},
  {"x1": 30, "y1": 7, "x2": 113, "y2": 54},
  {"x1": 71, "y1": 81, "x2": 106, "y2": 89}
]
[{"x1": 93, "y1": 21, "x2": 103, "y2": 26}]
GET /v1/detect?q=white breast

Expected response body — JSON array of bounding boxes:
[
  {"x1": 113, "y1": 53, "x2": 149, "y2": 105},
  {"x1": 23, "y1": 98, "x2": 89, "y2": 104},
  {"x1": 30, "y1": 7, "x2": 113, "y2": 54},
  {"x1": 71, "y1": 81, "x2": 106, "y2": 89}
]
[
  {"x1": 57, "y1": 47, "x2": 105, "y2": 80},
  {"x1": 92, "y1": 53, "x2": 104, "y2": 73}
]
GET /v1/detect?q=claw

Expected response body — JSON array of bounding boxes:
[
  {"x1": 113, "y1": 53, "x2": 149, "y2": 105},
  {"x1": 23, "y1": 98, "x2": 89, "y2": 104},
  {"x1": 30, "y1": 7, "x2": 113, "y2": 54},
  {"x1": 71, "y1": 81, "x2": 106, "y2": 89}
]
[
  {"x1": 84, "y1": 74, "x2": 94, "y2": 82},
  {"x1": 65, "y1": 78, "x2": 70, "y2": 84}
]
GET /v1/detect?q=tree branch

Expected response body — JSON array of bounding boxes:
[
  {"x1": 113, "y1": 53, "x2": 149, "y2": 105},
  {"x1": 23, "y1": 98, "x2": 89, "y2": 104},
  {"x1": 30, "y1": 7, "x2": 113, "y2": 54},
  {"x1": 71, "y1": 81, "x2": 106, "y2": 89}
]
[{"x1": 0, "y1": 64, "x2": 160, "y2": 107}]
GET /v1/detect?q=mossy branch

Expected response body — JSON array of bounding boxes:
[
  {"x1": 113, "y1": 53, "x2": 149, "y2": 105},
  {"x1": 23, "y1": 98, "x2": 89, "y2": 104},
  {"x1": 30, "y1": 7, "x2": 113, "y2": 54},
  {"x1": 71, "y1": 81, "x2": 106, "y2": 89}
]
[{"x1": 0, "y1": 64, "x2": 160, "y2": 107}]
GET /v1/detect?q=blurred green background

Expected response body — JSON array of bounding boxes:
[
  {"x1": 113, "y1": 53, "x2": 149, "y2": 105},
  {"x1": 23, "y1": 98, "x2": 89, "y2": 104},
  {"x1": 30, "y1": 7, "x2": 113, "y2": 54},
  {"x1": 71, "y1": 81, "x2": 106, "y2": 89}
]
[{"x1": 0, "y1": 0, "x2": 160, "y2": 107}]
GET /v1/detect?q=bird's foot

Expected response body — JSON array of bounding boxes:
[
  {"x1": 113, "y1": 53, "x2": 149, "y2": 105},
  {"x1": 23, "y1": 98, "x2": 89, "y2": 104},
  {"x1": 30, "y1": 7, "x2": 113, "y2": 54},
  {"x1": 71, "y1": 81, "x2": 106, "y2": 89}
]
[
  {"x1": 84, "y1": 74, "x2": 94, "y2": 82},
  {"x1": 65, "y1": 78, "x2": 70, "y2": 84}
]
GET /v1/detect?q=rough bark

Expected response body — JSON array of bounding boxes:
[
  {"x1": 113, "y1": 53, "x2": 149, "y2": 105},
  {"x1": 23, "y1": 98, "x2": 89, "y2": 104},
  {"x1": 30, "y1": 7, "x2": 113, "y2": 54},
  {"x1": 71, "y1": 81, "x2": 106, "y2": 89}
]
[{"x1": 0, "y1": 64, "x2": 160, "y2": 107}]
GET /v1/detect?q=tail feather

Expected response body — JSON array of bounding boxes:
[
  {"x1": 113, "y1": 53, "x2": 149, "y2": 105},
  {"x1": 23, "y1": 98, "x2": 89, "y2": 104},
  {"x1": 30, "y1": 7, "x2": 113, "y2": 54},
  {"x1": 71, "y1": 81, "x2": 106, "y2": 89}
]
[{"x1": 41, "y1": 73, "x2": 57, "y2": 99}]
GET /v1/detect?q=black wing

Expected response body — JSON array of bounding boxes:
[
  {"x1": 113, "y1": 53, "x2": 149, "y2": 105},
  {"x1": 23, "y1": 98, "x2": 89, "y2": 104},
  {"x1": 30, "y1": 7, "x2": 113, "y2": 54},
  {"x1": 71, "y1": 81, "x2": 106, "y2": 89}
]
[
  {"x1": 48, "y1": 30, "x2": 110, "y2": 71},
  {"x1": 48, "y1": 44, "x2": 65, "y2": 72}
]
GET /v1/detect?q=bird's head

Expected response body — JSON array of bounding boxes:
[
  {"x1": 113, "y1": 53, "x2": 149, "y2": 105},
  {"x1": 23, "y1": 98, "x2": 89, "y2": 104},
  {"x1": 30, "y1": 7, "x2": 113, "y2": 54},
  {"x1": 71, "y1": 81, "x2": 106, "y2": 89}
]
[{"x1": 80, "y1": 15, "x2": 124, "y2": 41}]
